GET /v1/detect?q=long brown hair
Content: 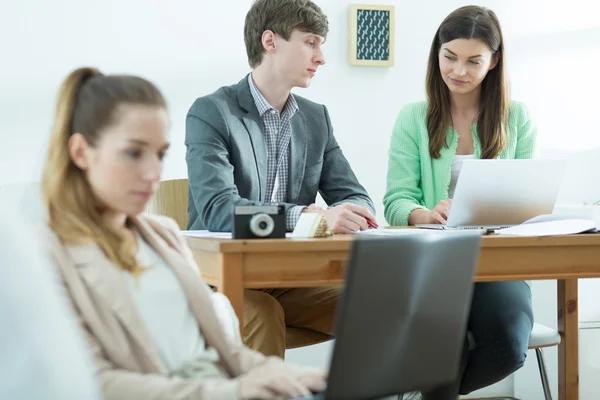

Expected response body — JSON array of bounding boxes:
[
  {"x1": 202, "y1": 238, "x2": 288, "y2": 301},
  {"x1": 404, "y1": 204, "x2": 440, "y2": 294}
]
[
  {"x1": 425, "y1": 6, "x2": 509, "y2": 159},
  {"x1": 42, "y1": 67, "x2": 166, "y2": 274}
]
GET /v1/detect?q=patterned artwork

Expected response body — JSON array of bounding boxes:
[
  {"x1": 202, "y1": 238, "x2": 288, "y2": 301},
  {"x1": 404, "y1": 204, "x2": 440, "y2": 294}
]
[
  {"x1": 356, "y1": 9, "x2": 390, "y2": 61},
  {"x1": 348, "y1": 4, "x2": 394, "y2": 67}
]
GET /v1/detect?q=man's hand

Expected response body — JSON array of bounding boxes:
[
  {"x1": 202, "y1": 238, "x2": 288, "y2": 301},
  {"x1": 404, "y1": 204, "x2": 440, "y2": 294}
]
[
  {"x1": 305, "y1": 203, "x2": 325, "y2": 213},
  {"x1": 312, "y1": 203, "x2": 375, "y2": 234}
]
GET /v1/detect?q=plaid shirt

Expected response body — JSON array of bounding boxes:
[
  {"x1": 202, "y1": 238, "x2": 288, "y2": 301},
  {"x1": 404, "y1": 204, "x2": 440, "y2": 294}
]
[{"x1": 248, "y1": 75, "x2": 305, "y2": 230}]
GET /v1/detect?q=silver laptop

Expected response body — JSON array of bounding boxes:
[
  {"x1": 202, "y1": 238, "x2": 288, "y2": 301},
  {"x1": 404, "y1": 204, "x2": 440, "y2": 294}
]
[
  {"x1": 416, "y1": 159, "x2": 567, "y2": 231},
  {"x1": 302, "y1": 232, "x2": 482, "y2": 400}
]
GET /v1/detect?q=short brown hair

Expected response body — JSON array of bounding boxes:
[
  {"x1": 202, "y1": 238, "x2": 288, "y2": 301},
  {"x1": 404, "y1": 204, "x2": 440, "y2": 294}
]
[{"x1": 244, "y1": 0, "x2": 329, "y2": 68}]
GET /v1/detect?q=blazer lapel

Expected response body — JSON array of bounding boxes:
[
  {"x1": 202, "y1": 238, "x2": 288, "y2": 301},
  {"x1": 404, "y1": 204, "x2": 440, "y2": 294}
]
[
  {"x1": 290, "y1": 111, "x2": 308, "y2": 202},
  {"x1": 238, "y1": 76, "x2": 268, "y2": 201},
  {"x1": 65, "y1": 242, "x2": 166, "y2": 374},
  {"x1": 133, "y1": 217, "x2": 242, "y2": 377}
]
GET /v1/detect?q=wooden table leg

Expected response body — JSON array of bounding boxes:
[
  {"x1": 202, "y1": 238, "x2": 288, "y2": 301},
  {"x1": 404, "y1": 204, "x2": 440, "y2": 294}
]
[
  {"x1": 557, "y1": 279, "x2": 578, "y2": 400},
  {"x1": 217, "y1": 253, "x2": 245, "y2": 334}
]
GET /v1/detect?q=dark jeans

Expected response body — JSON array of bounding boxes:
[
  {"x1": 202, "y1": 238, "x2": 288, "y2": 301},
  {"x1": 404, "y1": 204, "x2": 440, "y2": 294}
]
[{"x1": 421, "y1": 281, "x2": 534, "y2": 400}]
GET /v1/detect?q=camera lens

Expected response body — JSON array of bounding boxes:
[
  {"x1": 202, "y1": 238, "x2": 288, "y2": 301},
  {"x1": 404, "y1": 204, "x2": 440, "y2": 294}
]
[{"x1": 249, "y1": 213, "x2": 275, "y2": 237}]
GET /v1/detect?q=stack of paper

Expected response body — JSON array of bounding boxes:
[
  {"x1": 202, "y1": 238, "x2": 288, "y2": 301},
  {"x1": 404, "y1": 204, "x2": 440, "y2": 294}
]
[
  {"x1": 495, "y1": 219, "x2": 596, "y2": 236},
  {"x1": 181, "y1": 230, "x2": 233, "y2": 239},
  {"x1": 355, "y1": 228, "x2": 430, "y2": 236},
  {"x1": 181, "y1": 230, "x2": 295, "y2": 239}
]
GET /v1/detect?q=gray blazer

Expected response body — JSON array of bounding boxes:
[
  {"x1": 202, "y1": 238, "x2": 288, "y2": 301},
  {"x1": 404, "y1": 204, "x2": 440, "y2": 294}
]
[{"x1": 185, "y1": 75, "x2": 375, "y2": 231}]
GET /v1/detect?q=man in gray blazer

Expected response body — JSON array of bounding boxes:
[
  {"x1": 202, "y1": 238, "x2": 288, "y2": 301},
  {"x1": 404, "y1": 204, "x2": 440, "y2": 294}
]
[{"x1": 185, "y1": 0, "x2": 375, "y2": 358}]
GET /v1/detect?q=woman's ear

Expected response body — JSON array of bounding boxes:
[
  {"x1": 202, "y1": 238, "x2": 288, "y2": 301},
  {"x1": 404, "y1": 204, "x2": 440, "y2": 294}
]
[
  {"x1": 489, "y1": 51, "x2": 500, "y2": 70},
  {"x1": 68, "y1": 133, "x2": 91, "y2": 170}
]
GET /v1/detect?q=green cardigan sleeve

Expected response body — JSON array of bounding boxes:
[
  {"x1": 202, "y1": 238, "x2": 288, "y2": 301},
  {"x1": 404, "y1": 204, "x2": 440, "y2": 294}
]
[
  {"x1": 511, "y1": 101, "x2": 539, "y2": 159},
  {"x1": 383, "y1": 103, "x2": 427, "y2": 226}
]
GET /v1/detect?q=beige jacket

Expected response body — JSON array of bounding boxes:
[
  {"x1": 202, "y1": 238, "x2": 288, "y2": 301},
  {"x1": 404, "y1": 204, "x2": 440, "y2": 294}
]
[{"x1": 41, "y1": 214, "x2": 266, "y2": 400}]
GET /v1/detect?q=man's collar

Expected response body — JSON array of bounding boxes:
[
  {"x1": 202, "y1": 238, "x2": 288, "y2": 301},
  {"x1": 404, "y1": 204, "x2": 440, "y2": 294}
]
[{"x1": 247, "y1": 74, "x2": 298, "y2": 118}]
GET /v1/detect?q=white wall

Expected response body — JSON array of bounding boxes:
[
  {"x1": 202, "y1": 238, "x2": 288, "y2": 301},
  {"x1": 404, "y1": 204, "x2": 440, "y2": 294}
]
[
  {"x1": 4, "y1": 0, "x2": 600, "y2": 213},
  {"x1": 3, "y1": 0, "x2": 600, "y2": 397}
]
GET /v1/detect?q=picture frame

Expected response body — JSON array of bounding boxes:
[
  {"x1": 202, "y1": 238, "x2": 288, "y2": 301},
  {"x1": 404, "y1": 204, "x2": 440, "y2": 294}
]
[{"x1": 348, "y1": 4, "x2": 395, "y2": 67}]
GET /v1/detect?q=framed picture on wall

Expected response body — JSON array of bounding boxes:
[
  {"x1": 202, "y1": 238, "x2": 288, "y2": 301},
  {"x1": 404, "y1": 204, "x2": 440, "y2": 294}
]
[{"x1": 348, "y1": 4, "x2": 395, "y2": 67}]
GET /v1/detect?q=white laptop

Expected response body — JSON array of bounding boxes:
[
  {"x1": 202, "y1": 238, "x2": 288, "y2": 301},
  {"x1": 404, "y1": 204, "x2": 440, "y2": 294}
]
[{"x1": 416, "y1": 159, "x2": 567, "y2": 231}]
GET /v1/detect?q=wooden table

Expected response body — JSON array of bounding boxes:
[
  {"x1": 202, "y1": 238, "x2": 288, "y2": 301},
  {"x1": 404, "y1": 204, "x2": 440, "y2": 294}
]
[{"x1": 186, "y1": 233, "x2": 600, "y2": 400}]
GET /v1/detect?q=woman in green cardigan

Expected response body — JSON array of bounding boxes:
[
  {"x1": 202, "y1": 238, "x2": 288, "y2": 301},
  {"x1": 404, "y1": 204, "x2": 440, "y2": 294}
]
[{"x1": 384, "y1": 6, "x2": 535, "y2": 400}]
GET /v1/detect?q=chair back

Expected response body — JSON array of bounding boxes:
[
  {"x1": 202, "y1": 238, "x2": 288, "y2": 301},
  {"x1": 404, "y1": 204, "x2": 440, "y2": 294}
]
[{"x1": 145, "y1": 179, "x2": 189, "y2": 230}]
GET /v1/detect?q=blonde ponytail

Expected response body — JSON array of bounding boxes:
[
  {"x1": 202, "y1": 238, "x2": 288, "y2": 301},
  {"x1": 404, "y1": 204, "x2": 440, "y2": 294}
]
[{"x1": 42, "y1": 67, "x2": 166, "y2": 274}]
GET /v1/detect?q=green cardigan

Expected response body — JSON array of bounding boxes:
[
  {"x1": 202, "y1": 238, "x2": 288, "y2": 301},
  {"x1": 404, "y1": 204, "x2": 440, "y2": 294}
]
[{"x1": 383, "y1": 101, "x2": 538, "y2": 226}]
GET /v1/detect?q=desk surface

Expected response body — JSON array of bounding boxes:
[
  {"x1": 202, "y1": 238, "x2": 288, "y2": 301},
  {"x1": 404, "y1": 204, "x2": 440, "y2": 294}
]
[
  {"x1": 187, "y1": 232, "x2": 600, "y2": 252},
  {"x1": 186, "y1": 233, "x2": 600, "y2": 282}
]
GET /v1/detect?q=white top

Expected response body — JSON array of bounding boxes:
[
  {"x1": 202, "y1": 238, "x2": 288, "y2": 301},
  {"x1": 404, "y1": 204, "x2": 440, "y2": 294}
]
[
  {"x1": 448, "y1": 154, "x2": 476, "y2": 199},
  {"x1": 126, "y1": 234, "x2": 219, "y2": 372}
]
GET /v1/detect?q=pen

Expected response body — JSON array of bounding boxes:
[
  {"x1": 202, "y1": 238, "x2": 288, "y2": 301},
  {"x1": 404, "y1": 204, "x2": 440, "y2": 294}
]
[{"x1": 367, "y1": 219, "x2": 379, "y2": 229}]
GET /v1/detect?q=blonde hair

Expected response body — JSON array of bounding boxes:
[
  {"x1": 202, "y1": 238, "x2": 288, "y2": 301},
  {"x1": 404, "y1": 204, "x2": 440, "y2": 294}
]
[{"x1": 42, "y1": 67, "x2": 166, "y2": 274}]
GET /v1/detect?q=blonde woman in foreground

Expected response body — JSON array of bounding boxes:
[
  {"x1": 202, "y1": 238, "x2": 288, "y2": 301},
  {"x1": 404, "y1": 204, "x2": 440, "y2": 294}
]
[{"x1": 40, "y1": 67, "x2": 325, "y2": 400}]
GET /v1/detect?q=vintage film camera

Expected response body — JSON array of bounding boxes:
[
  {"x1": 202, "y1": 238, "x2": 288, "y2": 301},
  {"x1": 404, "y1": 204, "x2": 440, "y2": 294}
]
[{"x1": 232, "y1": 204, "x2": 286, "y2": 239}]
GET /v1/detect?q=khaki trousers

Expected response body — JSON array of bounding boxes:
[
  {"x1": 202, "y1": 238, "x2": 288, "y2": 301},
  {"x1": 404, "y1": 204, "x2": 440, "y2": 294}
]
[{"x1": 242, "y1": 287, "x2": 341, "y2": 358}]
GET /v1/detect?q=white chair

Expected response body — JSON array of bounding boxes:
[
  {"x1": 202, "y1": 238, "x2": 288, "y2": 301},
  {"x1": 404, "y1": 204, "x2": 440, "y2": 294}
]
[{"x1": 529, "y1": 322, "x2": 561, "y2": 400}]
